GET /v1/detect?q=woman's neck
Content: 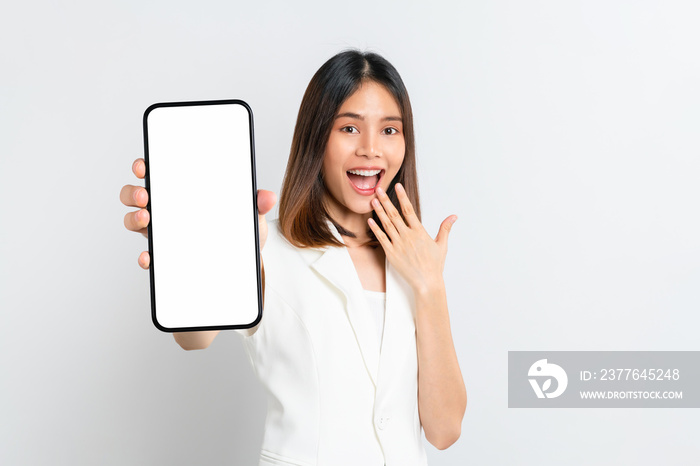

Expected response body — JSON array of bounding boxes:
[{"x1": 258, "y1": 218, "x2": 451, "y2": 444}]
[{"x1": 324, "y1": 201, "x2": 373, "y2": 247}]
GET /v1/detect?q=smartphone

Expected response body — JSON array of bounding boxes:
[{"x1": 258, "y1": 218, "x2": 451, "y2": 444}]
[{"x1": 142, "y1": 100, "x2": 262, "y2": 332}]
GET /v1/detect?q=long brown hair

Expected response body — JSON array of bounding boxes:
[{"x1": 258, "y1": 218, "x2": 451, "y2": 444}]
[{"x1": 278, "y1": 50, "x2": 420, "y2": 248}]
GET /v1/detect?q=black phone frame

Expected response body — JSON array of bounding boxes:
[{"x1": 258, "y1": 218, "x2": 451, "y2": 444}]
[{"x1": 142, "y1": 99, "x2": 263, "y2": 332}]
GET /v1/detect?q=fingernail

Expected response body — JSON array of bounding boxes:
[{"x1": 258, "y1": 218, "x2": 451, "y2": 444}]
[
  {"x1": 396, "y1": 183, "x2": 404, "y2": 192},
  {"x1": 376, "y1": 186, "x2": 384, "y2": 195},
  {"x1": 372, "y1": 198, "x2": 379, "y2": 207},
  {"x1": 451, "y1": 215, "x2": 458, "y2": 224}
]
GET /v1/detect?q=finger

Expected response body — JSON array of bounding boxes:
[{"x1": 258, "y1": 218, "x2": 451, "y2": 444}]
[
  {"x1": 124, "y1": 209, "x2": 150, "y2": 233},
  {"x1": 368, "y1": 217, "x2": 392, "y2": 252},
  {"x1": 371, "y1": 197, "x2": 401, "y2": 242},
  {"x1": 394, "y1": 183, "x2": 422, "y2": 229},
  {"x1": 138, "y1": 251, "x2": 150, "y2": 269},
  {"x1": 435, "y1": 215, "x2": 457, "y2": 247},
  {"x1": 132, "y1": 158, "x2": 146, "y2": 179},
  {"x1": 375, "y1": 186, "x2": 408, "y2": 234},
  {"x1": 120, "y1": 185, "x2": 149, "y2": 208},
  {"x1": 257, "y1": 189, "x2": 277, "y2": 216}
]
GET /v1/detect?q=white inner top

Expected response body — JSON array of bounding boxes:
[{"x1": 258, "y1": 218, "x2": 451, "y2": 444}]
[{"x1": 363, "y1": 289, "x2": 386, "y2": 352}]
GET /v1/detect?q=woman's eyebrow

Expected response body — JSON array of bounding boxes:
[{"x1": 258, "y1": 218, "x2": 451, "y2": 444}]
[
  {"x1": 335, "y1": 112, "x2": 403, "y2": 122},
  {"x1": 335, "y1": 112, "x2": 364, "y2": 120}
]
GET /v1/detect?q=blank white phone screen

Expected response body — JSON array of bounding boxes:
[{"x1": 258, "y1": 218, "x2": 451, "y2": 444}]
[{"x1": 144, "y1": 101, "x2": 260, "y2": 331}]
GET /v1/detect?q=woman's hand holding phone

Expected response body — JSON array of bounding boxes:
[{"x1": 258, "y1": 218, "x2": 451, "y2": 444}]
[
  {"x1": 120, "y1": 157, "x2": 274, "y2": 349},
  {"x1": 120, "y1": 157, "x2": 277, "y2": 269}
]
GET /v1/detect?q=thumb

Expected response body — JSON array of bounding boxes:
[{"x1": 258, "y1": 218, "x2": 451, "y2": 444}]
[
  {"x1": 435, "y1": 215, "x2": 457, "y2": 248},
  {"x1": 257, "y1": 189, "x2": 277, "y2": 216},
  {"x1": 257, "y1": 190, "x2": 277, "y2": 251}
]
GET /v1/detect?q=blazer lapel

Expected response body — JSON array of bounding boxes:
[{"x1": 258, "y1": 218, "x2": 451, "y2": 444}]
[{"x1": 310, "y1": 221, "x2": 381, "y2": 388}]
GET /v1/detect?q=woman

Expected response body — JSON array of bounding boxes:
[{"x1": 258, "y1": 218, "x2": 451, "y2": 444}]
[{"x1": 121, "y1": 50, "x2": 466, "y2": 465}]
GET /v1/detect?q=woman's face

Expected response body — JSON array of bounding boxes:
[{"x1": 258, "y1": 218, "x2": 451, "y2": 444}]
[{"x1": 322, "y1": 80, "x2": 405, "y2": 223}]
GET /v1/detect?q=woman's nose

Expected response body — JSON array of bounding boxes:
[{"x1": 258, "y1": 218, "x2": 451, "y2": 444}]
[{"x1": 356, "y1": 132, "x2": 381, "y2": 158}]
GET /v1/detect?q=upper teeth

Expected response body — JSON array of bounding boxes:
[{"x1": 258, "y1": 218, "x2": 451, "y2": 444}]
[{"x1": 347, "y1": 169, "x2": 381, "y2": 176}]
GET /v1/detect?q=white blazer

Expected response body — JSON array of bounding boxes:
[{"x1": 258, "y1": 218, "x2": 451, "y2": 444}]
[{"x1": 239, "y1": 219, "x2": 428, "y2": 466}]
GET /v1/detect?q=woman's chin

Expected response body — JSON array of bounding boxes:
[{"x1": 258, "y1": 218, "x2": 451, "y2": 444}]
[
  {"x1": 354, "y1": 201, "x2": 375, "y2": 215},
  {"x1": 346, "y1": 205, "x2": 375, "y2": 219}
]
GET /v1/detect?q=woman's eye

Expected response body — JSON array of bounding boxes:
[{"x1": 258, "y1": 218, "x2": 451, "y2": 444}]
[
  {"x1": 341, "y1": 126, "x2": 358, "y2": 134},
  {"x1": 383, "y1": 127, "x2": 399, "y2": 135}
]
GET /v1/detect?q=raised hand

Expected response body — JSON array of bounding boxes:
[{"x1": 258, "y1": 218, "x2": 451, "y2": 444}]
[{"x1": 367, "y1": 183, "x2": 457, "y2": 294}]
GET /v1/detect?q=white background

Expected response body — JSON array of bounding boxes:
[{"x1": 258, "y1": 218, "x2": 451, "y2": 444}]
[{"x1": 1, "y1": 0, "x2": 698, "y2": 464}]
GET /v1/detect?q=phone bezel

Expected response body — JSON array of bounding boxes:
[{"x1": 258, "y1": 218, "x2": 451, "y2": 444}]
[{"x1": 142, "y1": 99, "x2": 263, "y2": 332}]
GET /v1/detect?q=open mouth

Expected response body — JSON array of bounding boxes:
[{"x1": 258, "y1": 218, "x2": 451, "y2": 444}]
[{"x1": 346, "y1": 169, "x2": 384, "y2": 191}]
